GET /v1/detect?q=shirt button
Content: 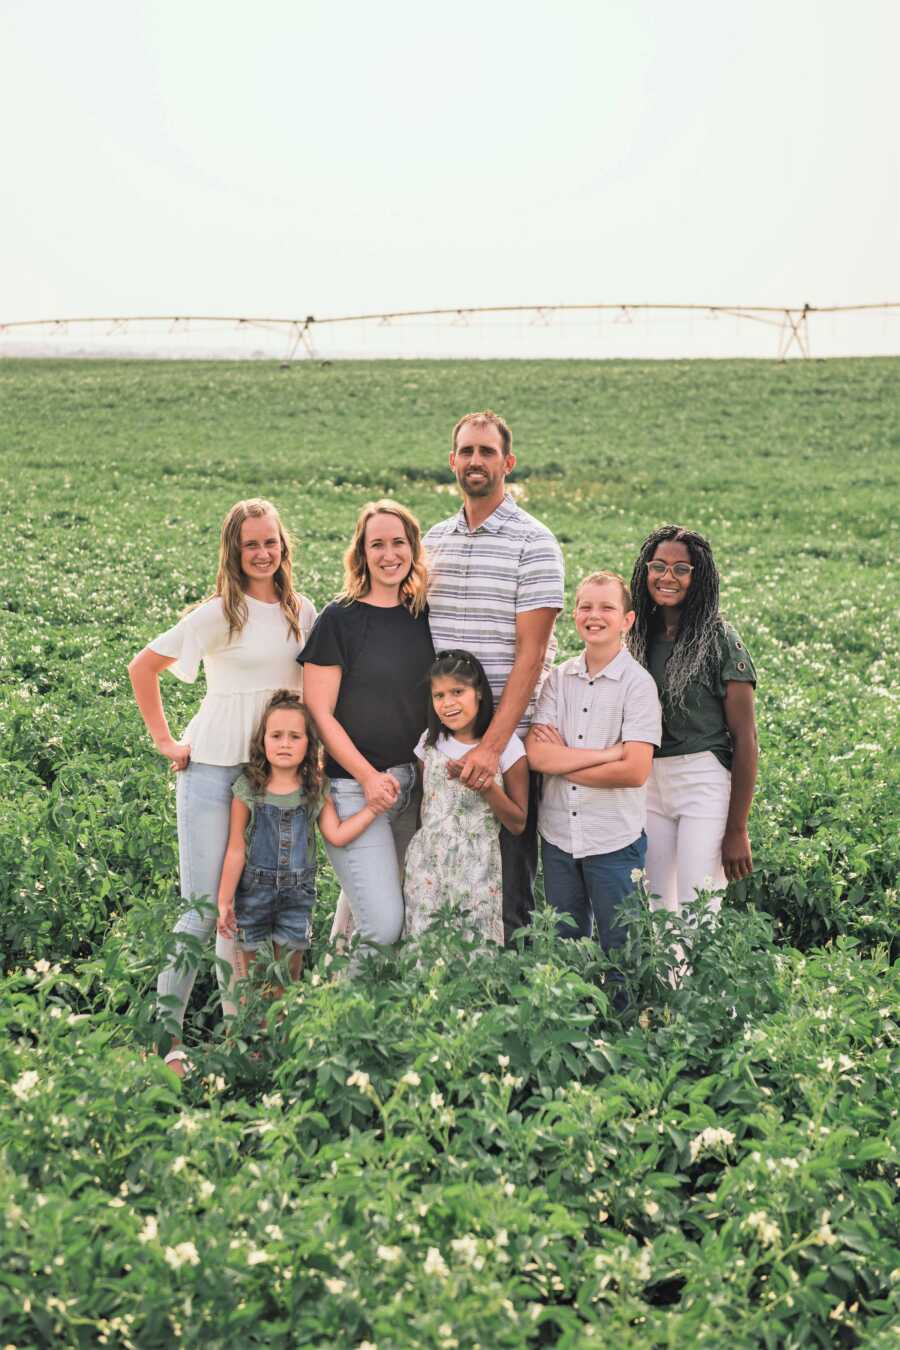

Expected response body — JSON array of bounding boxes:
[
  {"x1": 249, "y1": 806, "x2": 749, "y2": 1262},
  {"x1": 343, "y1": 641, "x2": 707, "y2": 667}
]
[
  {"x1": 582, "y1": 707, "x2": 588, "y2": 713},
  {"x1": 572, "y1": 811, "x2": 577, "y2": 817},
  {"x1": 577, "y1": 734, "x2": 583, "y2": 739}
]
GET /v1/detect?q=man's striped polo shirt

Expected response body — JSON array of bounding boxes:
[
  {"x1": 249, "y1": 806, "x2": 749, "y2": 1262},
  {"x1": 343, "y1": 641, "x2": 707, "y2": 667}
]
[{"x1": 423, "y1": 494, "x2": 565, "y2": 734}]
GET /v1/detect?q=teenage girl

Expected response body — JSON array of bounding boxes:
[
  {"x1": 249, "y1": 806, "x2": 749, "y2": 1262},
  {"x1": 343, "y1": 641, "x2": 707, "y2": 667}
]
[
  {"x1": 216, "y1": 691, "x2": 384, "y2": 987},
  {"x1": 128, "y1": 499, "x2": 316, "y2": 1075},
  {"x1": 403, "y1": 650, "x2": 529, "y2": 945},
  {"x1": 628, "y1": 525, "x2": 758, "y2": 915}
]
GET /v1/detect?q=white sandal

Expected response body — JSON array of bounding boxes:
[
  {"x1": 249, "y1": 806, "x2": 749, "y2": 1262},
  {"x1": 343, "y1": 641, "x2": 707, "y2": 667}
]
[{"x1": 163, "y1": 1048, "x2": 192, "y2": 1079}]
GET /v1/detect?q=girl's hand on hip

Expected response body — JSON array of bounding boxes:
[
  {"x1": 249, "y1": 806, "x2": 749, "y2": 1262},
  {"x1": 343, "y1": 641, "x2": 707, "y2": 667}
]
[
  {"x1": 362, "y1": 771, "x2": 399, "y2": 812},
  {"x1": 158, "y1": 737, "x2": 191, "y2": 771},
  {"x1": 722, "y1": 826, "x2": 753, "y2": 882},
  {"x1": 217, "y1": 900, "x2": 237, "y2": 939}
]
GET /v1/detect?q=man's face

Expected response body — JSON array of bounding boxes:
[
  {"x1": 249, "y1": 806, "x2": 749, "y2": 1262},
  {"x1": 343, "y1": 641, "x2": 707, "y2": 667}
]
[{"x1": 449, "y1": 421, "x2": 515, "y2": 500}]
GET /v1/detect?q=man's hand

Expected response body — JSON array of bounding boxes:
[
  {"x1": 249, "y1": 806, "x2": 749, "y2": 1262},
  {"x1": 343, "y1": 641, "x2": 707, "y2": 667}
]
[
  {"x1": 722, "y1": 826, "x2": 753, "y2": 882},
  {"x1": 448, "y1": 742, "x2": 501, "y2": 791}
]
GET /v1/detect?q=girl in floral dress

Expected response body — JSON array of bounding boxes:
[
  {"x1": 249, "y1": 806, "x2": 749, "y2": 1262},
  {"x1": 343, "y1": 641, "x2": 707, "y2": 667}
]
[{"x1": 404, "y1": 650, "x2": 529, "y2": 944}]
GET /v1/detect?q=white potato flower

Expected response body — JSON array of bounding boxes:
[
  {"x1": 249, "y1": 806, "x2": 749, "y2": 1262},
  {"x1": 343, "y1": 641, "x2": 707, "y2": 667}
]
[
  {"x1": 164, "y1": 1241, "x2": 200, "y2": 1269},
  {"x1": 12, "y1": 1071, "x2": 40, "y2": 1102},
  {"x1": 423, "y1": 1247, "x2": 449, "y2": 1278}
]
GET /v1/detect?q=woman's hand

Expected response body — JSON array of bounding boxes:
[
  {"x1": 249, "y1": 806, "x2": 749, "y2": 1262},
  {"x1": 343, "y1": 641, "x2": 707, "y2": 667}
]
[
  {"x1": 217, "y1": 898, "x2": 237, "y2": 939},
  {"x1": 722, "y1": 826, "x2": 753, "y2": 881},
  {"x1": 362, "y1": 771, "x2": 400, "y2": 813},
  {"x1": 158, "y1": 736, "x2": 191, "y2": 771}
]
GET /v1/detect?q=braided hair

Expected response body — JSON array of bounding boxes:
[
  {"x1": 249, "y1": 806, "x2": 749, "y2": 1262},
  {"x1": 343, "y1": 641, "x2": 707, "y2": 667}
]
[{"x1": 627, "y1": 525, "x2": 723, "y2": 712}]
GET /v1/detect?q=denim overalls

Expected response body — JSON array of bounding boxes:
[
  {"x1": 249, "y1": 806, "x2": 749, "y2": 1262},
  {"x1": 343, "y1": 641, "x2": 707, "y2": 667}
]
[{"x1": 234, "y1": 796, "x2": 316, "y2": 951}]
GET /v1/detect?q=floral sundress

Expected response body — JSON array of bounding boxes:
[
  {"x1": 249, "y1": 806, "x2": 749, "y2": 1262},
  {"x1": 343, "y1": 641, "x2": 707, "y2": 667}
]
[{"x1": 403, "y1": 743, "x2": 504, "y2": 945}]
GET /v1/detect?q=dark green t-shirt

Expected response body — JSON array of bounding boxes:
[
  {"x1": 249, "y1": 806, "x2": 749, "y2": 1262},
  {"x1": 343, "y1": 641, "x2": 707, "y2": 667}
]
[
  {"x1": 232, "y1": 772, "x2": 326, "y2": 849},
  {"x1": 648, "y1": 621, "x2": 756, "y2": 769}
]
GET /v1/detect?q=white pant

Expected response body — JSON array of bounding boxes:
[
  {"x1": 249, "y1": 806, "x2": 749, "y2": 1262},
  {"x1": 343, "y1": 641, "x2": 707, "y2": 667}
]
[{"x1": 645, "y1": 751, "x2": 731, "y2": 915}]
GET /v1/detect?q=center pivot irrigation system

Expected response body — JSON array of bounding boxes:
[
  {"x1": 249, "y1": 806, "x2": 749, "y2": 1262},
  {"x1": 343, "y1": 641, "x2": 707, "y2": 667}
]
[{"x1": 2, "y1": 302, "x2": 899, "y2": 360}]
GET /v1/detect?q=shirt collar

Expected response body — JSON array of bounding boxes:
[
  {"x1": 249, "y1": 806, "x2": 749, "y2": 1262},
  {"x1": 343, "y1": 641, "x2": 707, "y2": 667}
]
[
  {"x1": 567, "y1": 646, "x2": 630, "y2": 681},
  {"x1": 452, "y1": 493, "x2": 517, "y2": 535}
]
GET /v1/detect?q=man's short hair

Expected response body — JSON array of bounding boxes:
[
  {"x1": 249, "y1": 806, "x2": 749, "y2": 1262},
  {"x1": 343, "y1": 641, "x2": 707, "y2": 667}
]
[
  {"x1": 575, "y1": 570, "x2": 633, "y2": 611},
  {"x1": 451, "y1": 409, "x2": 513, "y2": 457}
]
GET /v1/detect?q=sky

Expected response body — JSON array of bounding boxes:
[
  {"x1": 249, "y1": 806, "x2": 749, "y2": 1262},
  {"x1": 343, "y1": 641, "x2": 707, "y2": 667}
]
[{"x1": 2, "y1": 0, "x2": 899, "y2": 356}]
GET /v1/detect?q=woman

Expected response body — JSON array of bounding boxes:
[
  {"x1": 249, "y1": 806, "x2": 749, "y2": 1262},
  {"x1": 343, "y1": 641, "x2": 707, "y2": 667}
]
[
  {"x1": 628, "y1": 524, "x2": 758, "y2": 915},
  {"x1": 299, "y1": 499, "x2": 434, "y2": 957},
  {"x1": 129, "y1": 499, "x2": 316, "y2": 1074}
]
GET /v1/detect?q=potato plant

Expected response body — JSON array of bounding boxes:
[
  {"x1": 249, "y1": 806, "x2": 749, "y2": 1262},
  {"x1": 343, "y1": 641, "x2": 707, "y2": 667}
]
[{"x1": 1, "y1": 358, "x2": 898, "y2": 1345}]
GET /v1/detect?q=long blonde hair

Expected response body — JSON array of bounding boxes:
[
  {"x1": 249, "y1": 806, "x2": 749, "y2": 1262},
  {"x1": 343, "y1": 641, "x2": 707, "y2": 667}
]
[
  {"x1": 211, "y1": 499, "x2": 304, "y2": 641},
  {"x1": 337, "y1": 499, "x2": 428, "y2": 617}
]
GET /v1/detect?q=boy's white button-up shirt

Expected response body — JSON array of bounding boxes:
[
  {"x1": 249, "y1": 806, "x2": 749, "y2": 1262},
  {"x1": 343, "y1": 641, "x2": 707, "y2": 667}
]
[{"x1": 534, "y1": 647, "x2": 662, "y2": 858}]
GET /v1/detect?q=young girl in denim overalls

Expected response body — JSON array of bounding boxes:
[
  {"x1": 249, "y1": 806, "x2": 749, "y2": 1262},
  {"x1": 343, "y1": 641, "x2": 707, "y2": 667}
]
[{"x1": 216, "y1": 690, "x2": 384, "y2": 986}]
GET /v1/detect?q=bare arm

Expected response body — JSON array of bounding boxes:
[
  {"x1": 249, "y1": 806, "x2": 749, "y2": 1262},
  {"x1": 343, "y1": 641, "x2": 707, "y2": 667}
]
[
  {"x1": 564, "y1": 741, "x2": 655, "y2": 789},
  {"x1": 722, "y1": 681, "x2": 758, "y2": 881},
  {"x1": 456, "y1": 607, "x2": 558, "y2": 785},
  {"x1": 217, "y1": 798, "x2": 250, "y2": 938},
  {"x1": 302, "y1": 663, "x2": 398, "y2": 810},
  {"x1": 128, "y1": 646, "x2": 191, "y2": 770},
  {"x1": 525, "y1": 724, "x2": 625, "y2": 775},
  {"x1": 317, "y1": 796, "x2": 383, "y2": 848},
  {"x1": 478, "y1": 755, "x2": 529, "y2": 835}
]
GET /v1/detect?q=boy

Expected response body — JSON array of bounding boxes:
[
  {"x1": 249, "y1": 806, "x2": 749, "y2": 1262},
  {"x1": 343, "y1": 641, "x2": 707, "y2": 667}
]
[{"x1": 526, "y1": 572, "x2": 661, "y2": 951}]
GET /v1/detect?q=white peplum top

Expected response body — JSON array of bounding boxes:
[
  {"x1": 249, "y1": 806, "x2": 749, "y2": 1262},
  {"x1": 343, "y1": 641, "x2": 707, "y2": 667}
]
[{"x1": 149, "y1": 593, "x2": 317, "y2": 765}]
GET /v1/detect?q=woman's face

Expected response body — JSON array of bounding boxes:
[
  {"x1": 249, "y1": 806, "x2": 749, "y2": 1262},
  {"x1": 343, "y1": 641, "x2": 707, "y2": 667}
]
[
  {"x1": 239, "y1": 513, "x2": 283, "y2": 584},
  {"x1": 647, "y1": 539, "x2": 693, "y2": 610},
  {"x1": 363, "y1": 512, "x2": 413, "y2": 589}
]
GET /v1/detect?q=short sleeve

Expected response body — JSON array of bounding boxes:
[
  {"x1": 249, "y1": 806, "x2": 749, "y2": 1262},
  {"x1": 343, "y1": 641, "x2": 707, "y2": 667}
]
[
  {"x1": 499, "y1": 733, "x2": 527, "y2": 772},
  {"x1": 716, "y1": 623, "x2": 757, "y2": 693},
  {"x1": 532, "y1": 664, "x2": 560, "y2": 729},
  {"x1": 413, "y1": 730, "x2": 429, "y2": 762},
  {"x1": 297, "y1": 602, "x2": 352, "y2": 670},
  {"x1": 232, "y1": 773, "x2": 254, "y2": 809},
  {"x1": 515, "y1": 530, "x2": 565, "y2": 614},
  {"x1": 621, "y1": 672, "x2": 663, "y2": 747},
  {"x1": 148, "y1": 598, "x2": 229, "y2": 684},
  {"x1": 298, "y1": 595, "x2": 318, "y2": 644},
  {"x1": 306, "y1": 776, "x2": 329, "y2": 821}
]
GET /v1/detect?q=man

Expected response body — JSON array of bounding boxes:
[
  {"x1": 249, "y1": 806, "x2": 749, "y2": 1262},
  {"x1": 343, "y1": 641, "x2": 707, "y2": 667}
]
[{"x1": 424, "y1": 410, "x2": 565, "y2": 941}]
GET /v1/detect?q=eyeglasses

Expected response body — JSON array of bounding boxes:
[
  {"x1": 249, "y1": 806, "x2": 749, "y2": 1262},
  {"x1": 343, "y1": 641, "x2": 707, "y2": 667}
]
[{"x1": 647, "y1": 560, "x2": 694, "y2": 579}]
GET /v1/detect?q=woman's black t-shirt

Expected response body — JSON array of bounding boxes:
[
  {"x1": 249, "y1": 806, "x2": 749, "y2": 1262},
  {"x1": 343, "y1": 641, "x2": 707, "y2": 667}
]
[{"x1": 297, "y1": 600, "x2": 435, "y2": 778}]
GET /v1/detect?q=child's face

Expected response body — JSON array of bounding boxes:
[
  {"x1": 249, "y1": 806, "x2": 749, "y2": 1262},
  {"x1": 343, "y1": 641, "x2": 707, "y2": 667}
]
[
  {"x1": 431, "y1": 674, "x2": 480, "y2": 734},
  {"x1": 264, "y1": 708, "x2": 308, "y2": 769},
  {"x1": 574, "y1": 581, "x2": 635, "y2": 646}
]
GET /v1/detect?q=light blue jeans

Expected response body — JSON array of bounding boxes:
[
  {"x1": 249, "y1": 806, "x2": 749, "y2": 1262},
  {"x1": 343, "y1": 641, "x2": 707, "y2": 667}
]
[
  {"x1": 324, "y1": 764, "x2": 419, "y2": 958},
  {"x1": 157, "y1": 760, "x2": 242, "y2": 1030}
]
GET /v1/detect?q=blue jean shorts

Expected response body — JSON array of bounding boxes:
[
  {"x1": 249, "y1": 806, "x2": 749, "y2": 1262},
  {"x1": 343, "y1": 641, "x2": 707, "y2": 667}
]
[{"x1": 234, "y1": 866, "x2": 314, "y2": 952}]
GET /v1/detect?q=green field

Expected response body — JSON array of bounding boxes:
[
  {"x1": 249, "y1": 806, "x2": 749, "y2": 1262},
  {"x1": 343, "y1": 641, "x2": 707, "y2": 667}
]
[{"x1": 1, "y1": 358, "x2": 899, "y2": 1346}]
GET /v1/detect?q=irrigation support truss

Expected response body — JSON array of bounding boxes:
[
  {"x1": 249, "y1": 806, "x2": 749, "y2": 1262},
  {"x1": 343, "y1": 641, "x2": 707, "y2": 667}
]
[{"x1": 2, "y1": 302, "x2": 898, "y2": 361}]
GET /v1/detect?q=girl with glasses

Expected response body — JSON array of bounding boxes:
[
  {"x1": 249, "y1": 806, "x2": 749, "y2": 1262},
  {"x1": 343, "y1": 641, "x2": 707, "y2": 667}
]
[{"x1": 628, "y1": 525, "x2": 758, "y2": 918}]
